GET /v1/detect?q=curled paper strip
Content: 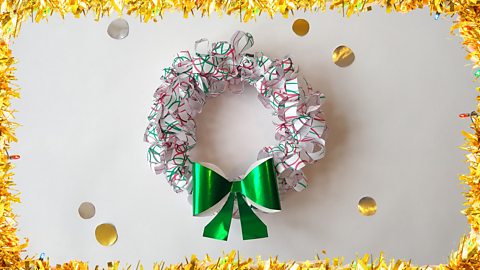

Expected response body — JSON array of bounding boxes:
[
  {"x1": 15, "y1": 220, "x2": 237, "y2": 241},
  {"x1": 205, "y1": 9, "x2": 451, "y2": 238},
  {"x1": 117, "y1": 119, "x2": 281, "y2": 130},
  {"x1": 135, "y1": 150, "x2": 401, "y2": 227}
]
[{"x1": 144, "y1": 31, "x2": 326, "y2": 194}]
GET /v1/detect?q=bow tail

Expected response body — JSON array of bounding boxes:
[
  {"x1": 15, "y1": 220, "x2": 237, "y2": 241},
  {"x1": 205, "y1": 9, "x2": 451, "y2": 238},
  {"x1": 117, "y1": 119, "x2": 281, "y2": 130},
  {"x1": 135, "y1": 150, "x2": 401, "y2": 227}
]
[
  {"x1": 203, "y1": 193, "x2": 235, "y2": 241},
  {"x1": 237, "y1": 194, "x2": 268, "y2": 240}
]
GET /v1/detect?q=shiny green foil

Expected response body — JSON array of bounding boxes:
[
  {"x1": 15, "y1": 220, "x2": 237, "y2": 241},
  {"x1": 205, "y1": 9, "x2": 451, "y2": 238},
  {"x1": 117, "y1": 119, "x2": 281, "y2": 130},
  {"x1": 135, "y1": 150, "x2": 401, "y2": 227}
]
[{"x1": 192, "y1": 158, "x2": 281, "y2": 240}]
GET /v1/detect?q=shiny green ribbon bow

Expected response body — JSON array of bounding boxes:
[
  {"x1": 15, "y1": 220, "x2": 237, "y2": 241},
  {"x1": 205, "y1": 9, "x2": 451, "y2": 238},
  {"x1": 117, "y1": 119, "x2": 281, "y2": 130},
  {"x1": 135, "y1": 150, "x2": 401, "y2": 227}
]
[{"x1": 192, "y1": 158, "x2": 281, "y2": 241}]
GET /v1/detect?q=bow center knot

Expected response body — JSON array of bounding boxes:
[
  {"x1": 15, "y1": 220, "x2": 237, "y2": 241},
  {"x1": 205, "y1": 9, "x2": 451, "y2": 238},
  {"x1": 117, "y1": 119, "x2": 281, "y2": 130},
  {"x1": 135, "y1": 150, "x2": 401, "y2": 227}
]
[{"x1": 230, "y1": 181, "x2": 243, "y2": 193}]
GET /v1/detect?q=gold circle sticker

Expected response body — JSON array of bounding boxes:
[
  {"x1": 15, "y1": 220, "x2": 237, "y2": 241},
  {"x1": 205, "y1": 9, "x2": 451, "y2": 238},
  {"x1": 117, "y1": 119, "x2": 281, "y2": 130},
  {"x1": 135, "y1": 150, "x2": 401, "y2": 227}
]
[
  {"x1": 78, "y1": 202, "x2": 96, "y2": 219},
  {"x1": 332, "y1": 45, "x2": 355, "y2": 67},
  {"x1": 95, "y1": 223, "x2": 118, "y2": 246},
  {"x1": 358, "y1": 196, "x2": 377, "y2": 216},
  {"x1": 292, "y1": 19, "x2": 310, "y2": 36}
]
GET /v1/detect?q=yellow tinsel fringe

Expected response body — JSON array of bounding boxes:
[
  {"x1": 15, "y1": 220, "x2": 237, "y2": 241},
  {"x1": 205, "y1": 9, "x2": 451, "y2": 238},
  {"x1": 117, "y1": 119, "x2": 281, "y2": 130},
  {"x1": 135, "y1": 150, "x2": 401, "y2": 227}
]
[
  {"x1": 0, "y1": 38, "x2": 27, "y2": 268},
  {"x1": 1, "y1": 0, "x2": 480, "y2": 269},
  {"x1": 11, "y1": 238, "x2": 480, "y2": 270}
]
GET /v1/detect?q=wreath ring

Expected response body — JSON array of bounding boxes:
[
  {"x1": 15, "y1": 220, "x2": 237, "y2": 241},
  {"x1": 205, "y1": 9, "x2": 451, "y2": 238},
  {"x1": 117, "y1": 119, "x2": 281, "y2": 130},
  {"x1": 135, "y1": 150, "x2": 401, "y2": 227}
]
[{"x1": 144, "y1": 31, "x2": 327, "y2": 239}]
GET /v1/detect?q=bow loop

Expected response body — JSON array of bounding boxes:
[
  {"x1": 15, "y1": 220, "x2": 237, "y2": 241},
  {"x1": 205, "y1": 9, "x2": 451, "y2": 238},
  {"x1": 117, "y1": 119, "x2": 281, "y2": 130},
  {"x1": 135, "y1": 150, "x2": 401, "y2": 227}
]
[
  {"x1": 240, "y1": 159, "x2": 281, "y2": 211},
  {"x1": 192, "y1": 163, "x2": 231, "y2": 216}
]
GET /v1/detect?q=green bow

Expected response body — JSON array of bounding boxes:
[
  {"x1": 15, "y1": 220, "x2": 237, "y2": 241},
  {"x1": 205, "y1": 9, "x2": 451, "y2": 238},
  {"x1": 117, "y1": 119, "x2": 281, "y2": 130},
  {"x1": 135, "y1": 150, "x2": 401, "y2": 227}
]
[{"x1": 192, "y1": 158, "x2": 281, "y2": 241}]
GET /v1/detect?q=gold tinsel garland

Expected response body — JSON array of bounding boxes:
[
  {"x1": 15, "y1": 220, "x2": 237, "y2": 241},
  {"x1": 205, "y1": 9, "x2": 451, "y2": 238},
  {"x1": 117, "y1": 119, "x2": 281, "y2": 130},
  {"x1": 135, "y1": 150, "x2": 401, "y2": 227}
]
[
  {"x1": 1, "y1": 0, "x2": 480, "y2": 269},
  {"x1": 0, "y1": 38, "x2": 27, "y2": 268}
]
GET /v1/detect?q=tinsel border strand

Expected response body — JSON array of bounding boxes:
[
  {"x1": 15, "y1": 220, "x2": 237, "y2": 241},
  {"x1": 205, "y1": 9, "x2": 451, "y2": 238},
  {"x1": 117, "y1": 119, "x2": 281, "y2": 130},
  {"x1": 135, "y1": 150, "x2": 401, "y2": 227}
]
[{"x1": 0, "y1": 38, "x2": 26, "y2": 268}]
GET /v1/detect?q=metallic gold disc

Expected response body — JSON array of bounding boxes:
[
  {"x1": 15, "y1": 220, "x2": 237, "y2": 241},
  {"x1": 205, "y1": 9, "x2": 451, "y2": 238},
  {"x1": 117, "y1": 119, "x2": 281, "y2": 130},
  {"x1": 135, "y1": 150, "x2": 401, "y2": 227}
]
[
  {"x1": 358, "y1": 196, "x2": 377, "y2": 216},
  {"x1": 78, "y1": 202, "x2": 95, "y2": 219},
  {"x1": 95, "y1": 223, "x2": 118, "y2": 246},
  {"x1": 292, "y1": 19, "x2": 310, "y2": 36},
  {"x1": 332, "y1": 45, "x2": 355, "y2": 67},
  {"x1": 107, "y1": 18, "x2": 129, "y2": 40}
]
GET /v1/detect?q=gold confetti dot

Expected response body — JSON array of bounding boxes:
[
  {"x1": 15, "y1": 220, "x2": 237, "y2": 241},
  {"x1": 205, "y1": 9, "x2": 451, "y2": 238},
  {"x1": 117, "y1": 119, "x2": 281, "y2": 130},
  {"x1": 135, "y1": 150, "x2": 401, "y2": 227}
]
[
  {"x1": 78, "y1": 202, "x2": 96, "y2": 219},
  {"x1": 358, "y1": 196, "x2": 377, "y2": 216},
  {"x1": 292, "y1": 19, "x2": 310, "y2": 36},
  {"x1": 95, "y1": 223, "x2": 118, "y2": 246},
  {"x1": 332, "y1": 45, "x2": 355, "y2": 67}
]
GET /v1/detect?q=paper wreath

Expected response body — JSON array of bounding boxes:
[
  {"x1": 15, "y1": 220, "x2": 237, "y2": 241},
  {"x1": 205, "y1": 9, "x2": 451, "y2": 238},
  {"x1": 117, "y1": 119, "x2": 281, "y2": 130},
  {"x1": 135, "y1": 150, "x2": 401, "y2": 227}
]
[
  {"x1": 144, "y1": 31, "x2": 326, "y2": 240},
  {"x1": 144, "y1": 30, "x2": 326, "y2": 193}
]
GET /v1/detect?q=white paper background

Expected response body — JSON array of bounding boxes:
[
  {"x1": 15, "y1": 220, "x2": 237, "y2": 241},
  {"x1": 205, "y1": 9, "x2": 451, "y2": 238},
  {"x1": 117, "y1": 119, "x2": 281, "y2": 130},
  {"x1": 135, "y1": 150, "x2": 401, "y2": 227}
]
[{"x1": 10, "y1": 8, "x2": 475, "y2": 266}]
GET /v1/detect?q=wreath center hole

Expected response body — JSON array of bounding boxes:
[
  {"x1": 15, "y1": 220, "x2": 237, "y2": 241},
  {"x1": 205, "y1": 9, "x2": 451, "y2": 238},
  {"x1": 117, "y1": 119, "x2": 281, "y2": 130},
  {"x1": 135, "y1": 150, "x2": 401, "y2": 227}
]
[{"x1": 190, "y1": 85, "x2": 276, "y2": 179}]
